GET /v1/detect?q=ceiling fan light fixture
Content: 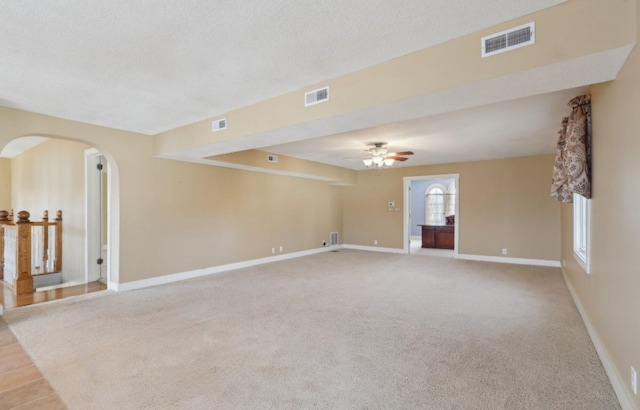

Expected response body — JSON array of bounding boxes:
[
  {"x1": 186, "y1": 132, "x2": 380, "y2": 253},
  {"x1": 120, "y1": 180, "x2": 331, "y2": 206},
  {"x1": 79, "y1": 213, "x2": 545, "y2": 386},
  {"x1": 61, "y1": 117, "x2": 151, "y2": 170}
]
[{"x1": 361, "y1": 142, "x2": 413, "y2": 171}]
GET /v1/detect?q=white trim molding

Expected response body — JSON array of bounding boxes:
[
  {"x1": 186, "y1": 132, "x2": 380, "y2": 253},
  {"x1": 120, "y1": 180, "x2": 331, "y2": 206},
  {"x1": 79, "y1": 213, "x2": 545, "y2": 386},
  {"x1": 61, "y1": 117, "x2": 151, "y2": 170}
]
[
  {"x1": 110, "y1": 246, "x2": 340, "y2": 292},
  {"x1": 456, "y1": 253, "x2": 561, "y2": 267},
  {"x1": 342, "y1": 244, "x2": 406, "y2": 254},
  {"x1": 561, "y1": 268, "x2": 636, "y2": 410},
  {"x1": 403, "y1": 173, "x2": 460, "y2": 256}
]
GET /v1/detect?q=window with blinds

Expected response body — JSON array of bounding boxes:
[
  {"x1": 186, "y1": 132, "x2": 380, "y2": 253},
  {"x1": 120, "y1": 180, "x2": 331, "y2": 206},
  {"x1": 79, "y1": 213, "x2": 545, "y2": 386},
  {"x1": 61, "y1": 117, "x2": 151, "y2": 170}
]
[
  {"x1": 426, "y1": 184, "x2": 456, "y2": 226},
  {"x1": 426, "y1": 187, "x2": 446, "y2": 225}
]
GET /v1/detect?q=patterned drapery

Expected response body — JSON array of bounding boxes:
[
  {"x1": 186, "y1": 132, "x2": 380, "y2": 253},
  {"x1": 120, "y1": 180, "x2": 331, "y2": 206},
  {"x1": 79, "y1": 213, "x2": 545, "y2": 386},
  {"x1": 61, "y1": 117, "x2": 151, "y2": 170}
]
[{"x1": 550, "y1": 95, "x2": 592, "y2": 203}]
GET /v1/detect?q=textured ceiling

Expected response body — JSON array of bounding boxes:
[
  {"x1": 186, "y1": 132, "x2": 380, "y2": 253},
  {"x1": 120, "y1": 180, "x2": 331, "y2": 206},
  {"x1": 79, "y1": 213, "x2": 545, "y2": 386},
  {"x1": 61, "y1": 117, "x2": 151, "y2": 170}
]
[
  {"x1": 262, "y1": 87, "x2": 589, "y2": 170},
  {"x1": 0, "y1": 0, "x2": 566, "y2": 135}
]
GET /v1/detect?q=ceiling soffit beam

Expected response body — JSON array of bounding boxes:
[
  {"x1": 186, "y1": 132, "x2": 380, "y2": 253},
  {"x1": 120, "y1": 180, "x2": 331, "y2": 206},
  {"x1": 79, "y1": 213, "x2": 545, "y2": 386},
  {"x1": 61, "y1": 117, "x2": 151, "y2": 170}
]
[
  {"x1": 162, "y1": 44, "x2": 634, "y2": 161},
  {"x1": 152, "y1": 0, "x2": 636, "y2": 161}
]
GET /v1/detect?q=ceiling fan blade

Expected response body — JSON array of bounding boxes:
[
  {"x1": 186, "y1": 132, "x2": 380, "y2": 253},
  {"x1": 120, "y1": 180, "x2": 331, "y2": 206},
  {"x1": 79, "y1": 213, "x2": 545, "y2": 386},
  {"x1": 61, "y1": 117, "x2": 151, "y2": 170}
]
[
  {"x1": 387, "y1": 156, "x2": 408, "y2": 161},
  {"x1": 393, "y1": 151, "x2": 414, "y2": 156}
]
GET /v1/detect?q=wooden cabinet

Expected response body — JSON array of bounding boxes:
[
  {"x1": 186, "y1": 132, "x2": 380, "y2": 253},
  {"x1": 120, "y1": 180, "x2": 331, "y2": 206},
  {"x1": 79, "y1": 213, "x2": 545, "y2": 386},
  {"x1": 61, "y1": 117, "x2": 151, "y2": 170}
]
[{"x1": 419, "y1": 225, "x2": 454, "y2": 250}]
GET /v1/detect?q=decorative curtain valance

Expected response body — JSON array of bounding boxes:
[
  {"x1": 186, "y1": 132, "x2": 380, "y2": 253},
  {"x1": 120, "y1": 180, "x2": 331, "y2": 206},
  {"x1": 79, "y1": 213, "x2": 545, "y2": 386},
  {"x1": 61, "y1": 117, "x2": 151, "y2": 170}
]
[{"x1": 550, "y1": 94, "x2": 592, "y2": 203}]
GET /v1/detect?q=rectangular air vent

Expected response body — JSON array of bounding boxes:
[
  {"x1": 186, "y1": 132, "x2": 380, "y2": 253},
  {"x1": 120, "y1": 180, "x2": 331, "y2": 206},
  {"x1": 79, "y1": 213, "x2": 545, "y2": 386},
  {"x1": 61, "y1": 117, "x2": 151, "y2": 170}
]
[
  {"x1": 305, "y1": 86, "x2": 329, "y2": 107},
  {"x1": 481, "y1": 22, "x2": 535, "y2": 58},
  {"x1": 330, "y1": 232, "x2": 339, "y2": 246},
  {"x1": 212, "y1": 118, "x2": 227, "y2": 132},
  {"x1": 267, "y1": 154, "x2": 278, "y2": 163}
]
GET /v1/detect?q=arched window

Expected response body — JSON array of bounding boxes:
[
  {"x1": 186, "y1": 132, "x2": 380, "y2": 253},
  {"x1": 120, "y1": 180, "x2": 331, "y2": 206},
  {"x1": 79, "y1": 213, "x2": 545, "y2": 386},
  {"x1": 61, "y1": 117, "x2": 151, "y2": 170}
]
[
  {"x1": 425, "y1": 185, "x2": 446, "y2": 225},
  {"x1": 446, "y1": 183, "x2": 456, "y2": 216}
]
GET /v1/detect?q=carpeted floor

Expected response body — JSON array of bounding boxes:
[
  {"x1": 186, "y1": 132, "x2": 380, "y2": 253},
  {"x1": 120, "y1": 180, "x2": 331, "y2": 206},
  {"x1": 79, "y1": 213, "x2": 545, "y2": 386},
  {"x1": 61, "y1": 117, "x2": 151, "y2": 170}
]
[{"x1": 4, "y1": 250, "x2": 619, "y2": 409}]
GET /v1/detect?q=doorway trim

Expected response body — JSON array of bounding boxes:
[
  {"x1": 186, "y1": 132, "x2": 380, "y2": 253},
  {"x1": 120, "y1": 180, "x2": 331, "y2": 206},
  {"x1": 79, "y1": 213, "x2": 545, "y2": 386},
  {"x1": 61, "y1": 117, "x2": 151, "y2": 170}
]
[
  {"x1": 403, "y1": 173, "x2": 460, "y2": 255},
  {"x1": 85, "y1": 148, "x2": 107, "y2": 284}
]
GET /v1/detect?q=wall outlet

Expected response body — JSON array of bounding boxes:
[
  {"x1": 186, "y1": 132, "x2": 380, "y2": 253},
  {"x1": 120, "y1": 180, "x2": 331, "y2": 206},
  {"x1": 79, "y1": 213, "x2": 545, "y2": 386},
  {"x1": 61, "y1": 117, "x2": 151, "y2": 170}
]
[
  {"x1": 632, "y1": 366, "x2": 637, "y2": 395},
  {"x1": 502, "y1": 248, "x2": 508, "y2": 255},
  {"x1": 374, "y1": 240, "x2": 378, "y2": 245},
  {"x1": 279, "y1": 246, "x2": 283, "y2": 253},
  {"x1": 323, "y1": 240, "x2": 327, "y2": 247},
  {"x1": 271, "y1": 247, "x2": 275, "y2": 254}
]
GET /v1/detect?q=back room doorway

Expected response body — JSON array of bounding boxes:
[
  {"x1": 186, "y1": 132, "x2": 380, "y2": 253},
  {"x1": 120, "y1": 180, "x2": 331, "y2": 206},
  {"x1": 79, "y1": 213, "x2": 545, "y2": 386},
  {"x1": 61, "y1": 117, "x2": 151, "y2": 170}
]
[{"x1": 403, "y1": 174, "x2": 459, "y2": 256}]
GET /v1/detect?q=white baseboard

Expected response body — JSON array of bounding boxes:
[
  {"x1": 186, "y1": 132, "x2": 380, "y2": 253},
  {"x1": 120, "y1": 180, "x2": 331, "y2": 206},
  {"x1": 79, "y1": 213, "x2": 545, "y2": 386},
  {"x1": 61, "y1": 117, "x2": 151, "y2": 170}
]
[
  {"x1": 456, "y1": 253, "x2": 561, "y2": 267},
  {"x1": 561, "y1": 268, "x2": 636, "y2": 410},
  {"x1": 342, "y1": 244, "x2": 406, "y2": 254},
  {"x1": 112, "y1": 246, "x2": 339, "y2": 292}
]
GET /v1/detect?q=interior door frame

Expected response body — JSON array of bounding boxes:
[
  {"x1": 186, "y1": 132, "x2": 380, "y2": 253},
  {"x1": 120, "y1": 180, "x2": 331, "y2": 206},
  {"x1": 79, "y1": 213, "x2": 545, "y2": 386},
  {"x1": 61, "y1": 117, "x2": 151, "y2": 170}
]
[
  {"x1": 85, "y1": 148, "x2": 106, "y2": 283},
  {"x1": 403, "y1": 173, "x2": 460, "y2": 255}
]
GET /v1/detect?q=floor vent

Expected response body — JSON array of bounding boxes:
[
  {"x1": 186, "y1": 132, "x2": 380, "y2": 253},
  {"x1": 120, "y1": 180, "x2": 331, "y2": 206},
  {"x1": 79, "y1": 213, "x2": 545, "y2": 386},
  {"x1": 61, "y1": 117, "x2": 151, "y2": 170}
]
[
  {"x1": 305, "y1": 86, "x2": 329, "y2": 107},
  {"x1": 212, "y1": 118, "x2": 227, "y2": 132},
  {"x1": 481, "y1": 22, "x2": 535, "y2": 58},
  {"x1": 330, "y1": 232, "x2": 339, "y2": 246}
]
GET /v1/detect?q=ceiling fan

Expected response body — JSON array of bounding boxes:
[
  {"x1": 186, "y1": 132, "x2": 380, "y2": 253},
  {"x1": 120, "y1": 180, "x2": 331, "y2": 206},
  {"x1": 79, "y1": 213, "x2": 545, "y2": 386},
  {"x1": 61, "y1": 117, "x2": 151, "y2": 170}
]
[{"x1": 363, "y1": 142, "x2": 414, "y2": 169}]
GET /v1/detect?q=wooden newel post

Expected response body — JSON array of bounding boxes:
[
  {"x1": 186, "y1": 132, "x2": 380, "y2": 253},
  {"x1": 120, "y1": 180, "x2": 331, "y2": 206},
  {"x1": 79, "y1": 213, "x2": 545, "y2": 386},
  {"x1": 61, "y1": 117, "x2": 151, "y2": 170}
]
[
  {"x1": 55, "y1": 210, "x2": 62, "y2": 272},
  {"x1": 14, "y1": 210, "x2": 34, "y2": 295}
]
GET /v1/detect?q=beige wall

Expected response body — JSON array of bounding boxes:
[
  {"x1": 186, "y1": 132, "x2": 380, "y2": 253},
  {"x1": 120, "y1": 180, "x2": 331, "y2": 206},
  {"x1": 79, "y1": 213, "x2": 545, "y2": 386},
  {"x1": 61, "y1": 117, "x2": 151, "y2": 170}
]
[
  {"x1": 561, "y1": 0, "x2": 640, "y2": 406},
  {"x1": 344, "y1": 155, "x2": 560, "y2": 261},
  {"x1": 11, "y1": 139, "x2": 91, "y2": 284},
  {"x1": 0, "y1": 158, "x2": 10, "y2": 210},
  {"x1": 0, "y1": 107, "x2": 344, "y2": 285},
  {"x1": 131, "y1": 158, "x2": 344, "y2": 276}
]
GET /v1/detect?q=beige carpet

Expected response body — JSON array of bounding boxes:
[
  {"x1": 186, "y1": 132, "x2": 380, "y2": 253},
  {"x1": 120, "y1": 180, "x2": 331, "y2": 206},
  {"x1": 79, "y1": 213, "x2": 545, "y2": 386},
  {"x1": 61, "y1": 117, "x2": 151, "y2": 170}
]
[{"x1": 4, "y1": 250, "x2": 619, "y2": 409}]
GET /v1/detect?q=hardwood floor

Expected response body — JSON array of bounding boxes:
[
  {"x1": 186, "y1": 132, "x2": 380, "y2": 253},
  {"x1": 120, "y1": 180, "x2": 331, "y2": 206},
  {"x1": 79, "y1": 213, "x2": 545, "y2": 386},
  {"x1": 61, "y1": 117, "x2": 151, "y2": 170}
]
[
  {"x1": 0, "y1": 319, "x2": 66, "y2": 409},
  {"x1": 1, "y1": 281, "x2": 106, "y2": 309},
  {"x1": 0, "y1": 281, "x2": 106, "y2": 409}
]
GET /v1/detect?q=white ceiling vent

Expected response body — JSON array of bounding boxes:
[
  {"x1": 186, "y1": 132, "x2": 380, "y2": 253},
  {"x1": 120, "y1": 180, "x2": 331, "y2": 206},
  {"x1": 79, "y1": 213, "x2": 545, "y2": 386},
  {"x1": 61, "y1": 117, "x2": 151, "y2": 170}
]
[
  {"x1": 212, "y1": 118, "x2": 227, "y2": 132},
  {"x1": 305, "y1": 86, "x2": 329, "y2": 107},
  {"x1": 481, "y1": 22, "x2": 535, "y2": 58}
]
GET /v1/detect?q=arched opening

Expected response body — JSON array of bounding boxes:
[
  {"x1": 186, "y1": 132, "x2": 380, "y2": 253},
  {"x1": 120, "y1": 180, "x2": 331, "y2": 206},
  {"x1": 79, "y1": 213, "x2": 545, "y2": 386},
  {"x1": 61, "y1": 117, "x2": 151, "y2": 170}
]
[
  {"x1": 0, "y1": 135, "x2": 119, "y2": 295},
  {"x1": 425, "y1": 184, "x2": 446, "y2": 226}
]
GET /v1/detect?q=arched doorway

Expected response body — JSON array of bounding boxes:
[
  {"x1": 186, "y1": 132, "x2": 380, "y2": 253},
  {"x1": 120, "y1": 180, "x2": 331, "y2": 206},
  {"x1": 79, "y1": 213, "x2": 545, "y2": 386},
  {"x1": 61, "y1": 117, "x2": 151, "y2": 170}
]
[{"x1": 1, "y1": 136, "x2": 118, "y2": 291}]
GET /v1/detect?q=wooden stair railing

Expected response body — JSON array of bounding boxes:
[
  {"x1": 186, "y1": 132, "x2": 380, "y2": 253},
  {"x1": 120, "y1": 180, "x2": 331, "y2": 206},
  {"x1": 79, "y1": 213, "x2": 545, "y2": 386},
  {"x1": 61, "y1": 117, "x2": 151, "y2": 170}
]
[{"x1": 0, "y1": 209, "x2": 63, "y2": 295}]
